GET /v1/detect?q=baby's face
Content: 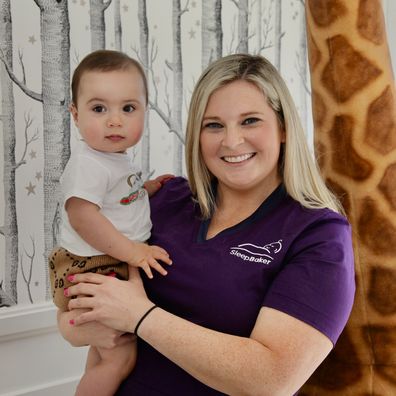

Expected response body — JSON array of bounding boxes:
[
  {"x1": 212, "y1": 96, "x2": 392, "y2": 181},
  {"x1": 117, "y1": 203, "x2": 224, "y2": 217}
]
[{"x1": 70, "y1": 67, "x2": 147, "y2": 153}]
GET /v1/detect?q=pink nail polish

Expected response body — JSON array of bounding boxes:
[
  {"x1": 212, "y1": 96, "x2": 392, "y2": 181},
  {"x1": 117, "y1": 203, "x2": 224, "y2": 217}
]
[
  {"x1": 63, "y1": 288, "x2": 68, "y2": 296},
  {"x1": 67, "y1": 275, "x2": 75, "y2": 282},
  {"x1": 69, "y1": 319, "x2": 75, "y2": 325}
]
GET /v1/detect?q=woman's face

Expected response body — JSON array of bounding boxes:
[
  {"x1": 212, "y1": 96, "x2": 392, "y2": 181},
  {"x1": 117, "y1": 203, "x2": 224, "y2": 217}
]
[{"x1": 199, "y1": 79, "x2": 285, "y2": 196}]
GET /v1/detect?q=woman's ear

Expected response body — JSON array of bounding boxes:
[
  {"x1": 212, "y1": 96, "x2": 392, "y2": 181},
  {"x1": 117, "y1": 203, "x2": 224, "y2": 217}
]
[{"x1": 69, "y1": 103, "x2": 79, "y2": 126}]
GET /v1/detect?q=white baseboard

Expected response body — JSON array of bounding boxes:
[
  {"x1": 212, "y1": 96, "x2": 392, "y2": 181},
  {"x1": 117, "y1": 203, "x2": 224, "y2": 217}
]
[
  {"x1": 0, "y1": 302, "x2": 87, "y2": 396},
  {"x1": 1, "y1": 377, "x2": 79, "y2": 396}
]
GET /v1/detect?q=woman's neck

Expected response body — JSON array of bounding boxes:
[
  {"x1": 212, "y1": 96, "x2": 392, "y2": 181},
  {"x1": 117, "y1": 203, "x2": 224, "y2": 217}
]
[{"x1": 206, "y1": 181, "x2": 281, "y2": 239}]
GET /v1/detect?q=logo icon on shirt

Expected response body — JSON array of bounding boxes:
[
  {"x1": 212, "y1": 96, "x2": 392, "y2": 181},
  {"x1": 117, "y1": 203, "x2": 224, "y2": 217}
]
[
  {"x1": 229, "y1": 240, "x2": 282, "y2": 265},
  {"x1": 120, "y1": 172, "x2": 146, "y2": 205}
]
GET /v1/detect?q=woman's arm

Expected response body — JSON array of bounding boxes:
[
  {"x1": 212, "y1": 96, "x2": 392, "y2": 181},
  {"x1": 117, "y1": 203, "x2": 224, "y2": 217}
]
[{"x1": 66, "y1": 271, "x2": 332, "y2": 395}]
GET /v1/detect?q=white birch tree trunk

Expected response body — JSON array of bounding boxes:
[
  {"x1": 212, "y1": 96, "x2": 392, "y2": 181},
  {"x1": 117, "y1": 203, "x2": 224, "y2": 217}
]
[
  {"x1": 114, "y1": 0, "x2": 121, "y2": 51},
  {"x1": 299, "y1": 3, "x2": 308, "y2": 131},
  {"x1": 256, "y1": 0, "x2": 262, "y2": 53},
  {"x1": 90, "y1": 0, "x2": 112, "y2": 51},
  {"x1": 236, "y1": 0, "x2": 249, "y2": 53},
  {"x1": 0, "y1": 0, "x2": 17, "y2": 305},
  {"x1": 202, "y1": 0, "x2": 222, "y2": 70},
  {"x1": 171, "y1": 0, "x2": 183, "y2": 175},
  {"x1": 35, "y1": 0, "x2": 71, "y2": 299},
  {"x1": 274, "y1": 0, "x2": 282, "y2": 70},
  {"x1": 138, "y1": 0, "x2": 150, "y2": 179}
]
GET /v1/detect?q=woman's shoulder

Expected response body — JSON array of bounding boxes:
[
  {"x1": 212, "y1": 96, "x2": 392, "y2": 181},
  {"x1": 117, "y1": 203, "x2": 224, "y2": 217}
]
[
  {"x1": 150, "y1": 176, "x2": 192, "y2": 208},
  {"x1": 283, "y1": 195, "x2": 350, "y2": 229}
]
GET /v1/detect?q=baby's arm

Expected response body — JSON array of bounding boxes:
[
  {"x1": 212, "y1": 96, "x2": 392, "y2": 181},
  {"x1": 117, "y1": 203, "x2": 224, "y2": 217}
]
[
  {"x1": 75, "y1": 340, "x2": 137, "y2": 396},
  {"x1": 66, "y1": 197, "x2": 172, "y2": 278}
]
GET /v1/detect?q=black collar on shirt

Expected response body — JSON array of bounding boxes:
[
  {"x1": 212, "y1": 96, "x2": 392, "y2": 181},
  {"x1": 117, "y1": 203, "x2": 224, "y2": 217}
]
[{"x1": 197, "y1": 183, "x2": 288, "y2": 242}]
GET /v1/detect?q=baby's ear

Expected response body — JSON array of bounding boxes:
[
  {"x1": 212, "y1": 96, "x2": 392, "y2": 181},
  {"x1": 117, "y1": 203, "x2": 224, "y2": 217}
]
[{"x1": 69, "y1": 103, "x2": 79, "y2": 125}]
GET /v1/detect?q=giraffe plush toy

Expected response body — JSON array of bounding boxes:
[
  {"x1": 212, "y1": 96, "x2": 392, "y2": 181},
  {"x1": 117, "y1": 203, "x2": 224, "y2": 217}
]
[{"x1": 301, "y1": 0, "x2": 396, "y2": 394}]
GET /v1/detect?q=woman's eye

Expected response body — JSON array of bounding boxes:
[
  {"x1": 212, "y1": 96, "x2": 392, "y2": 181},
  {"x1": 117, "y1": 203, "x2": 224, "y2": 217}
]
[
  {"x1": 123, "y1": 104, "x2": 135, "y2": 113},
  {"x1": 242, "y1": 117, "x2": 259, "y2": 125},
  {"x1": 92, "y1": 105, "x2": 106, "y2": 113},
  {"x1": 203, "y1": 122, "x2": 223, "y2": 130}
]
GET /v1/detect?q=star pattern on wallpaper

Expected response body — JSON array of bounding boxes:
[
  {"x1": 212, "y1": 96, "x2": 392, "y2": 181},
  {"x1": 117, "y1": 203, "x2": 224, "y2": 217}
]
[
  {"x1": 188, "y1": 29, "x2": 196, "y2": 39},
  {"x1": 195, "y1": 20, "x2": 200, "y2": 27},
  {"x1": 80, "y1": 0, "x2": 86, "y2": 6},
  {"x1": 123, "y1": 4, "x2": 128, "y2": 12},
  {"x1": 29, "y1": 150, "x2": 37, "y2": 159},
  {"x1": 192, "y1": 1, "x2": 197, "y2": 7},
  {"x1": 28, "y1": 35, "x2": 36, "y2": 44},
  {"x1": 25, "y1": 182, "x2": 36, "y2": 196},
  {"x1": 35, "y1": 171, "x2": 42, "y2": 181}
]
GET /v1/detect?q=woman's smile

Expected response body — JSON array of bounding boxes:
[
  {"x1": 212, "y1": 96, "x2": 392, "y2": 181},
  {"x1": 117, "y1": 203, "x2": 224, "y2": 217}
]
[{"x1": 221, "y1": 153, "x2": 256, "y2": 163}]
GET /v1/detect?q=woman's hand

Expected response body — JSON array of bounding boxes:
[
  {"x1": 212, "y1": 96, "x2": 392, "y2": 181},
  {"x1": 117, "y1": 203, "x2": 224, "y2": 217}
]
[
  {"x1": 57, "y1": 309, "x2": 129, "y2": 348},
  {"x1": 65, "y1": 268, "x2": 154, "y2": 333}
]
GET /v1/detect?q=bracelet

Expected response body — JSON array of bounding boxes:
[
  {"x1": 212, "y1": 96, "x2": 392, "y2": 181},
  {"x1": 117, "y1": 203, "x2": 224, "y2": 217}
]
[{"x1": 134, "y1": 305, "x2": 158, "y2": 336}]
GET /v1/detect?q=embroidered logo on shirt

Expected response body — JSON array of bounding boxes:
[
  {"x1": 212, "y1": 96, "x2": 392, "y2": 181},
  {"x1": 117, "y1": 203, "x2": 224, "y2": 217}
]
[
  {"x1": 229, "y1": 240, "x2": 282, "y2": 265},
  {"x1": 120, "y1": 172, "x2": 146, "y2": 205}
]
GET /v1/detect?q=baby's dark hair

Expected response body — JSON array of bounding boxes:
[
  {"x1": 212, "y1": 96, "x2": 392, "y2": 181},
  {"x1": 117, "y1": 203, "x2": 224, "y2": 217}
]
[{"x1": 71, "y1": 50, "x2": 148, "y2": 106}]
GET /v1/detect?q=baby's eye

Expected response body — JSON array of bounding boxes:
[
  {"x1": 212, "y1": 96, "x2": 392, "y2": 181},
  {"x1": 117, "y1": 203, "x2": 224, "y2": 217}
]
[
  {"x1": 203, "y1": 122, "x2": 223, "y2": 130},
  {"x1": 123, "y1": 104, "x2": 135, "y2": 113},
  {"x1": 242, "y1": 117, "x2": 259, "y2": 126},
  {"x1": 92, "y1": 105, "x2": 106, "y2": 113}
]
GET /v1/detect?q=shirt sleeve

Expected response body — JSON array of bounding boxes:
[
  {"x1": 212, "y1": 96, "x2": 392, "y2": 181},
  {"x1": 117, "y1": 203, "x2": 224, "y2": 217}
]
[
  {"x1": 263, "y1": 214, "x2": 355, "y2": 345},
  {"x1": 61, "y1": 154, "x2": 110, "y2": 208}
]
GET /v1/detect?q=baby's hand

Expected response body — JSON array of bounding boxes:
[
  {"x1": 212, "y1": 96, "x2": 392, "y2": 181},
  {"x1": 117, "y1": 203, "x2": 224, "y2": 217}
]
[
  {"x1": 128, "y1": 242, "x2": 172, "y2": 278},
  {"x1": 144, "y1": 174, "x2": 174, "y2": 197}
]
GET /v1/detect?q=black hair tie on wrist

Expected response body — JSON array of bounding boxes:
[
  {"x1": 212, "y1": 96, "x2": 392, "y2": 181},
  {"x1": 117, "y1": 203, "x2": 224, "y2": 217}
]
[{"x1": 134, "y1": 305, "x2": 158, "y2": 336}]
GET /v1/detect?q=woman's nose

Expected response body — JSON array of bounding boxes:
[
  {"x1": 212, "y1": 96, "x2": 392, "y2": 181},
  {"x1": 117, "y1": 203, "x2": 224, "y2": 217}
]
[{"x1": 222, "y1": 126, "x2": 243, "y2": 148}]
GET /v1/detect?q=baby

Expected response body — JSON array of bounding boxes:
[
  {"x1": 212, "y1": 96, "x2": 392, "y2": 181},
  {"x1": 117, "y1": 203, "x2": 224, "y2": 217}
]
[{"x1": 49, "y1": 49, "x2": 172, "y2": 396}]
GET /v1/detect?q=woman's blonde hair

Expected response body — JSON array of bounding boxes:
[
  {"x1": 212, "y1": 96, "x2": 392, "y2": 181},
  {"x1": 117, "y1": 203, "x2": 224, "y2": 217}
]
[{"x1": 185, "y1": 53, "x2": 344, "y2": 218}]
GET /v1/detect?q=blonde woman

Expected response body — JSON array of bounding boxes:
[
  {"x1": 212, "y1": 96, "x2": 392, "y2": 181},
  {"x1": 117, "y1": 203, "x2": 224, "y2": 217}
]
[{"x1": 61, "y1": 54, "x2": 355, "y2": 395}]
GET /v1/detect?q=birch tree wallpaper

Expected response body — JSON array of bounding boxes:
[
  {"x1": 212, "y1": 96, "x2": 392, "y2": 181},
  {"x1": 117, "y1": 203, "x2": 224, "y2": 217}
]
[{"x1": 0, "y1": 0, "x2": 395, "y2": 311}]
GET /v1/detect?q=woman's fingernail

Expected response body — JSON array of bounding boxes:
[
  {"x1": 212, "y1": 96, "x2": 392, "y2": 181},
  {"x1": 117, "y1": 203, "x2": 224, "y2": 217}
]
[
  {"x1": 69, "y1": 319, "x2": 75, "y2": 325},
  {"x1": 67, "y1": 275, "x2": 75, "y2": 282},
  {"x1": 63, "y1": 288, "x2": 69, "y2": 296}
]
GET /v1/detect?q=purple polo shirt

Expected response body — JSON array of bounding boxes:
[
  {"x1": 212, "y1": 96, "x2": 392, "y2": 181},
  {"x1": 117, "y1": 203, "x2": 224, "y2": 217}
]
[{"x1": 116, "y1": 177, "x2": 355, "y2": 395}]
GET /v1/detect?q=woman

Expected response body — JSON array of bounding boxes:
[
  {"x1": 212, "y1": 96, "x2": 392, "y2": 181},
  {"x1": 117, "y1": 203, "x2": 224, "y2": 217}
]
[{"x1": 60, "y1": 54, "x2": 355, "y2": 395}]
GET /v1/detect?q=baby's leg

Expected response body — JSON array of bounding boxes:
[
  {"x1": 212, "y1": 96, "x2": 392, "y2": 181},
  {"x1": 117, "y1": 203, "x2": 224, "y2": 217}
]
[
  {"x1": 75, "y1": 335, "x2": 137, "y2": 396},
  {"x1": 85, "y1": 346, "x2": 100, "y2": 370}
]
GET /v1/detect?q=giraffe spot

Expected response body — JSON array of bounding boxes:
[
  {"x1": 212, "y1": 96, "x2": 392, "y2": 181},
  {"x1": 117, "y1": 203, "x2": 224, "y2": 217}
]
[
  {"x1": 302, "y1": 328, "x2": 362, "y2": 390},
  {"x1": 307, "y1": 0, "x2": 347, "y2": 27},
  {"x1": 307, "y1": 28, "x2": 321, "y2": 71},
  {"x1": 363, "y1": 325, "x2": 396, "y2": 366},
  {"x1": 326, "y1": 178, "x2": 351, "y2": 217},
  {"x1": 369, "y1": 267, "x2": 396, "y2": 315},
  {"x1": 322, "y1": 35, "x2": 382, "y2": 102},
  {"x1": 312, "y1": 90, "x2": 326, "y2": 128},
  {"x1": 379, "y1": 163, "x2": 396, "y2": 210},
  {"x1": 358, "y1": 198, "x2": 396, "y2": 256},
  {"x1": 365, "y1": 85, "x2": 396, "y2": 155},
  {"x1": 329, "y1": 115, "x2": 373, "y2": 180},
  {"x1": 374, "y1": 366, "x2": 396, "y2": 386},
  {"x1": 357, "y1": 0, "x2": 385, "y2": 45}
]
